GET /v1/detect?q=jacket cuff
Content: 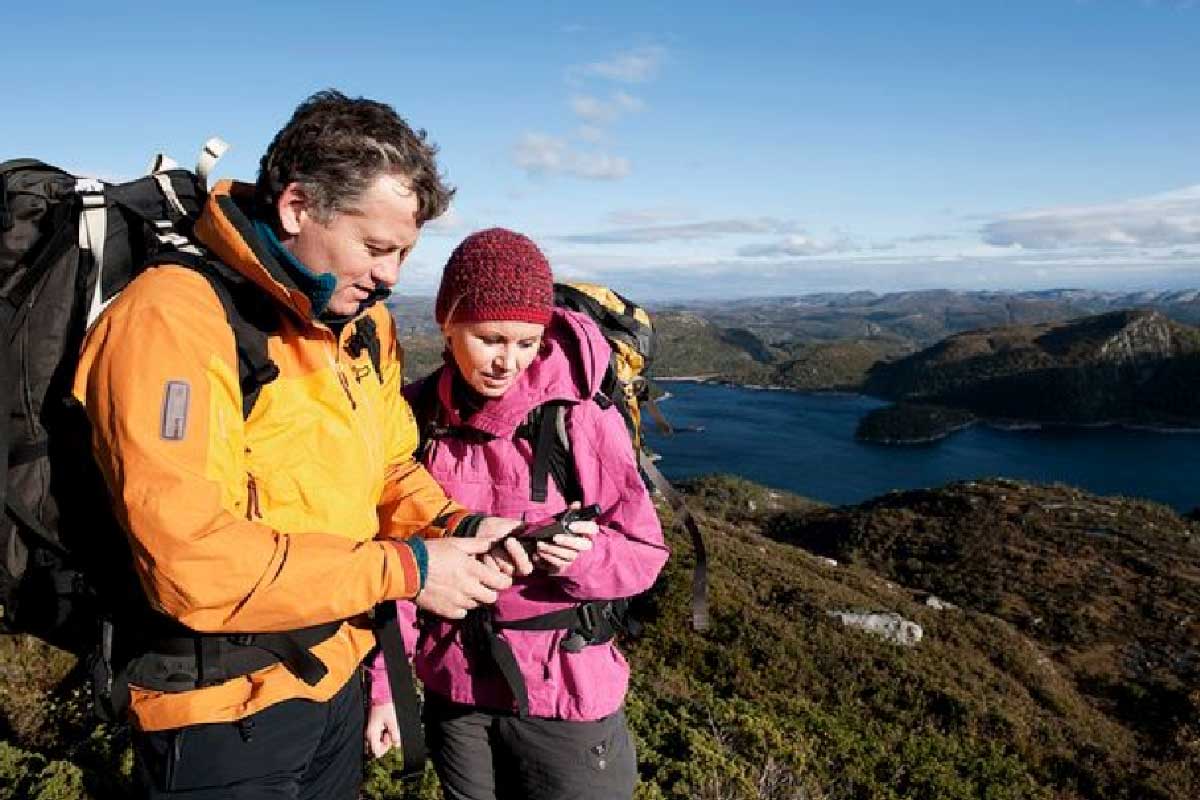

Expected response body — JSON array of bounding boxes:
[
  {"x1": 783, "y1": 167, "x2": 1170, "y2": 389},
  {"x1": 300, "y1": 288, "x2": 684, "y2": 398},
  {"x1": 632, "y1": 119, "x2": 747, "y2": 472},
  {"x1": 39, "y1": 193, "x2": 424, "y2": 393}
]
[
  {"x1": 382, "y1": 540, "x2": 423, "y2": 600},
  {"x1": 407, "y1": 536, "x2": 429, "y2": 588},
  {"x1": 430, "y1": 509, "x2": 474, "y2": 538}
]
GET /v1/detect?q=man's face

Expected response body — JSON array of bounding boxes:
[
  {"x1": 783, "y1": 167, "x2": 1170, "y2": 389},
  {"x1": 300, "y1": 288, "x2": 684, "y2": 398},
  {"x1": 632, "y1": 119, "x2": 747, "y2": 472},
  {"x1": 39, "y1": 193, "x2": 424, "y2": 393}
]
[{"x1": 278, "y1": 174, "x2": 420, "y2": 317}]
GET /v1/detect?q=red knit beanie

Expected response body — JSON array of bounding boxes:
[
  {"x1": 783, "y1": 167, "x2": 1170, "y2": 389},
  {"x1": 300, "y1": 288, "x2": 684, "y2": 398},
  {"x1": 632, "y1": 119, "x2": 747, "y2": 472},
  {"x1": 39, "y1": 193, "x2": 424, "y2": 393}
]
[{"x1": 435, "y1": 228, "x2": 554, "y2": 326}]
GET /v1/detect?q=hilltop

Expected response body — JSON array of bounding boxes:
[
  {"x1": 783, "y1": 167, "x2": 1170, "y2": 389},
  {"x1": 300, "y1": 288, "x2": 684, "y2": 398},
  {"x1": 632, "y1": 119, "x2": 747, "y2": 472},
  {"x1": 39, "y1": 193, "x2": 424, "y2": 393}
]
[
  {"x1": 4, "y1": 476, "x2": 1198, "y2": 799},
  {"x1": 859, "y1": 308, "x2": 1200, "y2": 442}
]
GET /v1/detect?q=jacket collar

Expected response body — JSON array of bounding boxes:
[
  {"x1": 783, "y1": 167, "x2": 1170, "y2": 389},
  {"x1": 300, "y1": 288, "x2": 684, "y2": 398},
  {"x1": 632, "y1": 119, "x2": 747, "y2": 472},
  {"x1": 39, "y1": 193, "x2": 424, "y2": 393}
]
[
  {"x1": 436, "y1": 309, "x2": 613, "y2": 438},
  {"x1": 192, "y1": 180, "x2": 317, "y2": 321}
]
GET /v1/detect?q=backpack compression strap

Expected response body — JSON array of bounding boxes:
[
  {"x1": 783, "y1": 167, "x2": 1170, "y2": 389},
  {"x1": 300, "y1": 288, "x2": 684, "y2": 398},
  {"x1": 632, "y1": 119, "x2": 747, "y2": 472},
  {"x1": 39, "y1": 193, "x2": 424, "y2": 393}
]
[{"x1": 639, "y1": 452, "x2": 709, "y2": 631}]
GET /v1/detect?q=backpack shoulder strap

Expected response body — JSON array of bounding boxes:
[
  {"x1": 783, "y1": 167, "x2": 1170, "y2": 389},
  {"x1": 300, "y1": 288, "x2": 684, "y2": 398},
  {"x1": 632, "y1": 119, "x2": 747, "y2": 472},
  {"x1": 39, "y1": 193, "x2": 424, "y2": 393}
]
[
  {"x1": 524, "y1": 401, "x2": 583, "y2": 504},
  {"x1": 148, "y1": 253, "x2": 279, "y2": 420},
  {"x1": 412, "y1": 366, "x2": 446, "y2": 458}
]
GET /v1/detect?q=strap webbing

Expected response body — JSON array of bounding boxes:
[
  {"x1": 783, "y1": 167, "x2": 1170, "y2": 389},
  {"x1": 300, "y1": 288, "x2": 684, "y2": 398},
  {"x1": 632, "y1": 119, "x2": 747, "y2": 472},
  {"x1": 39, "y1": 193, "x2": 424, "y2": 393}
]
[
  {"x1": 373, "y1": 602, "x2": 427, "y2": 776},
  {"x1": 639, "y1": 451, "x2": 709, "y2": 631},
  {"x1": 196, "y1": 138, "x2": 229, "y2": 187},
  {"x1": 76, "y1": 180, "x2": 109, "y2": 328},
  {"x1": 529, "y1": 404, "x2": 562, "y2": 503},
  {"x1": 241, "y1": 633, "x2": 329, "y2": 686},
  {"x1": 643, "y1": 395, "x2": 674, "y2": 435},
  {"x1": 465, "y1": 608, "x2": 531, "y2": 717},
  {"x1": 476, "y1": 600, "x2": 625, "y2": 713},
  {"x1": 5, "y1": 494, "x2": 72, "y2": 561}
]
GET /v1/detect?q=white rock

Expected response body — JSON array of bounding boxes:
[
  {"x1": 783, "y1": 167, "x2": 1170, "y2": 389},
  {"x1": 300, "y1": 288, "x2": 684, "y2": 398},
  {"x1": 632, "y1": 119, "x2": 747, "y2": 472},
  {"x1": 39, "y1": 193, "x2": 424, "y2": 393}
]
[
  {"x1": 828, "y1": 611, "x2": 924, "y2": 646},
  {"x1": 925, "y1": 595, "x2": 955, "y2": 611}
]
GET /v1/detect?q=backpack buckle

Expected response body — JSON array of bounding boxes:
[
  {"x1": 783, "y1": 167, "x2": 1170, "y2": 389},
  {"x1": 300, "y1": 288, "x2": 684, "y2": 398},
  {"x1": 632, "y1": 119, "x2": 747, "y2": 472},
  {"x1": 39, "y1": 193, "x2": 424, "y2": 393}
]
[
  {"x1": 560, "y1": 603, "x2": 600, "y2": 653},
  {"x1": 74, "y1": 178, "x2": 105, "y2": 199},
  {"x1": 229, "y1": 634, "x2": 256, "y2": 647}
]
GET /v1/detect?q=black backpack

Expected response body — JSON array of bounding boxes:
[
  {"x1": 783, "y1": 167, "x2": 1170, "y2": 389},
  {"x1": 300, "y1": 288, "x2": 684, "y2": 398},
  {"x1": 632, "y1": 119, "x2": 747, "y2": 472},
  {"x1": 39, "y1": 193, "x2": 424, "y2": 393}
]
[{"x1": 0, "y1": 142, "x2": 229, "y2": 647}]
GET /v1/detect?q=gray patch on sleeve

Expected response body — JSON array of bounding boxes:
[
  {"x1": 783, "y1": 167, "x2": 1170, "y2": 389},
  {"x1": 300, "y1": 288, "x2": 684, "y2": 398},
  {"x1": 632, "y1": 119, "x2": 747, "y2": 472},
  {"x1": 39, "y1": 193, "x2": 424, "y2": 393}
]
[{"x1": 160, "y1": 380, "x2": 191, "y2": 441}]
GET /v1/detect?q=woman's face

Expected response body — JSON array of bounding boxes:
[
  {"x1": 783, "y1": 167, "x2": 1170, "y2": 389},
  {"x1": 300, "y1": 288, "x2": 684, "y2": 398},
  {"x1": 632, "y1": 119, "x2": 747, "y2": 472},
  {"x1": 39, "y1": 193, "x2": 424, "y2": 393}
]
[{"x1": 445, "y1": 320, "x2": 546, "y2": 398}]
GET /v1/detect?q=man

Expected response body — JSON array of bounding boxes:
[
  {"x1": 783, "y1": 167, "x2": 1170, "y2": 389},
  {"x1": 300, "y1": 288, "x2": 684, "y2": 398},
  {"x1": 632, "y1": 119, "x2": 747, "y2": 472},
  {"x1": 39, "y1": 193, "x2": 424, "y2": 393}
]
[{"x1": 73, "y1": 90, "x2": 527, "y2": 798}]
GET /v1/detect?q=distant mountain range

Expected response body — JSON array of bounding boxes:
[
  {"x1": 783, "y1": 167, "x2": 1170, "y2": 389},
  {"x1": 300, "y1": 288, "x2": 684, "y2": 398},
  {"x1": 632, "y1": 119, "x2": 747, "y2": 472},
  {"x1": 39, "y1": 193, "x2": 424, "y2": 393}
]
[
  {"x1": 858, "y1": 308, "x2": 1200, "y2": 442},
  {"x1": 389, "y1": 289, "x2": 1200, "y2": 395},
  {"x1": 654, "y1": 288, "x2": 1200, "y2": 348}
]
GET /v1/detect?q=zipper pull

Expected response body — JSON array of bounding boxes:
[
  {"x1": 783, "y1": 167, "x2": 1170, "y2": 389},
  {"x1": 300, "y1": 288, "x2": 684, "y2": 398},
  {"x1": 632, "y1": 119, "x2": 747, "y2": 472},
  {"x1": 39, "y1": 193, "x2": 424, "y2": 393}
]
[
  {"x1": 338, "y1": 370, "x2": 357, "y2": 410},
  {"x1": 246, "y1": 473, "x2": 262, "y2": 520}
]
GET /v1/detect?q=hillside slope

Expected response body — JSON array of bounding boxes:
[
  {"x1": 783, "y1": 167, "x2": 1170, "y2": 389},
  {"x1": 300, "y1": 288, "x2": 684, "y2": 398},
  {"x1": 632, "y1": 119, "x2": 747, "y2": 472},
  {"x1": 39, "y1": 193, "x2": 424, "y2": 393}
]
[{"x1": 6, "y1": 477, "x2": 1196, "y2": 800}]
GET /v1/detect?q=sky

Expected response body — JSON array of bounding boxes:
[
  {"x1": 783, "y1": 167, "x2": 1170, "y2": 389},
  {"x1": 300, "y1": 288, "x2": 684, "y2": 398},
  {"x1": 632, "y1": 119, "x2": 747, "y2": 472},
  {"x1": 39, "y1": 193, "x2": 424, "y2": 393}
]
[{"x1": 4, "y1": 0, "x2": 1198, "y2": 300}]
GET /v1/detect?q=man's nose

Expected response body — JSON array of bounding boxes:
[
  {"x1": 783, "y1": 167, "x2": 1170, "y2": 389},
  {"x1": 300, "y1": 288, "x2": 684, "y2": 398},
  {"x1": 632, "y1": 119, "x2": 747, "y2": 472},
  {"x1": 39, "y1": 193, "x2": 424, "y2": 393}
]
[{"x1": 371, "y1": 255, "x2": 401, "y2": 289}]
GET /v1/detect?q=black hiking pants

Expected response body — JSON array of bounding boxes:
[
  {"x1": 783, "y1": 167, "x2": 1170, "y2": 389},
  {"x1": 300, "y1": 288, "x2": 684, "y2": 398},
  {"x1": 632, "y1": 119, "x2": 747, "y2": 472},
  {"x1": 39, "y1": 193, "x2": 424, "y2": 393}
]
[
  {"x1": 425, "y1": 693, "x2": 637, "y2": 800},
  {"x1": 132, "y1": 673, "x2": 363, "y2": 799}
]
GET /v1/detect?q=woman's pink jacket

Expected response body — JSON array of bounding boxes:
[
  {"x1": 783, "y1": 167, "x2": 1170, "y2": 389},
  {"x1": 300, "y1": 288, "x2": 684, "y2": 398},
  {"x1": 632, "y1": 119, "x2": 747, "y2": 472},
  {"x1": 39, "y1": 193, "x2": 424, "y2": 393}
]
[{"x1": 367, "y1": 309, "x2": 668, "y2": 720}]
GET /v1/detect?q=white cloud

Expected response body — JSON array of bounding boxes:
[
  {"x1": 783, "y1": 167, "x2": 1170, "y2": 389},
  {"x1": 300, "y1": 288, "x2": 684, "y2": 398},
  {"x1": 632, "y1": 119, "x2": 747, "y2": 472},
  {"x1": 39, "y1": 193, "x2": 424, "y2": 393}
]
[
  {"x1": 545, "y1": 250, "x2": 1200, "y2": 301},
  {"x1": 512, "y1": 133, "x2": 630, "y2": 180},
  {"x1": 576, "y1": 125, "x2": 607, "y2": 144},
  {"x1": 569, "y1": 91, "x2": 645, "y2": 125},
  {"x1": 582, "y1": 46, "x2": 666, "y2": 82},
  {"x1": 560, "y1": 218, "x2": 801, "y2": 244},
  {"x1": 607, "y1": 206, "x2": 695, "y2": 226},
  {"x1": 423, "y1": 205, "x2": 466, "y2": 236},
  {"x1": 982, "y1": 185, "x2": 1200, "y2": 248},
  {"x1": 738, "y1": 234, "x2": 858, "y2": 257}
]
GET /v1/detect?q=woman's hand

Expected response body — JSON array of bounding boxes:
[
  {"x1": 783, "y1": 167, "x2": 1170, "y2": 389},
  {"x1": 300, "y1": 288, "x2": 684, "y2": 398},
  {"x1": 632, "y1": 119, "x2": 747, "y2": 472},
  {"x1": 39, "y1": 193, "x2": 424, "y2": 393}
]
[
  {"x1": 535, "y1": 519, "x2": 598, "y2": 575},
  {"x1": 365, "y1": 701, "x2": 400, "y2": 759}
]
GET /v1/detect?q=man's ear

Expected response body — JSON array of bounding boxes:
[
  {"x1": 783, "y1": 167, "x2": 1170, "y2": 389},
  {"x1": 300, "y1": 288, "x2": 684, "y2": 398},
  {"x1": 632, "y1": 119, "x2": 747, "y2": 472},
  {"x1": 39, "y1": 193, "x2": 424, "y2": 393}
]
[{"x1": 276, "y1": 182, "x2": 313, "y2": 237}]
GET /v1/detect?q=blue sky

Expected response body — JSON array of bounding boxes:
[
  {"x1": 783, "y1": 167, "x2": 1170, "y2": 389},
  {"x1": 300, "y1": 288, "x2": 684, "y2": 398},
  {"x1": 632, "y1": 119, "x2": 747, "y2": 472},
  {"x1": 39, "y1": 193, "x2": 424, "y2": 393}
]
[{"x1": 5, "y1": 0, "x2": 1198, "y2": 300}]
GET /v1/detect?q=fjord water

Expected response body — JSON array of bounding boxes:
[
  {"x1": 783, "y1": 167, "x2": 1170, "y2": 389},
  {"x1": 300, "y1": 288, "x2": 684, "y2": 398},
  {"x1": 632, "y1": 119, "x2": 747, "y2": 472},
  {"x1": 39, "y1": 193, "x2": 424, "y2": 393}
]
[{"x1": 645, "y1": 382, "x2": 1200, "y2": 512}]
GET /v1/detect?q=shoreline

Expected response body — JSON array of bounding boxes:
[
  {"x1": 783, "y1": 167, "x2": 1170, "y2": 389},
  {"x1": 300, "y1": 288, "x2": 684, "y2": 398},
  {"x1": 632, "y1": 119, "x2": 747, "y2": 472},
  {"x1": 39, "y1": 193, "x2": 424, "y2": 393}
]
[{"x1": 655, "y1": 376, "x2": 1200, "y2": 438}]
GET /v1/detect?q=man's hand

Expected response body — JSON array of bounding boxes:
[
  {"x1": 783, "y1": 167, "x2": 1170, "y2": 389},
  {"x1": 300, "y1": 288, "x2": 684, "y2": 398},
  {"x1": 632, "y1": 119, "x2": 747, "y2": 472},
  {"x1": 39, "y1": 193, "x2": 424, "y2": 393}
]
[
  {"x1": 475, "y1": 516, "x2": 522, "y2": 541},
  {"x1": 482, "y1": 536, "x2": 535, "y2": 577},
  {"x1": 409, "y1": 537, "x2": 512, "y2": 619}
]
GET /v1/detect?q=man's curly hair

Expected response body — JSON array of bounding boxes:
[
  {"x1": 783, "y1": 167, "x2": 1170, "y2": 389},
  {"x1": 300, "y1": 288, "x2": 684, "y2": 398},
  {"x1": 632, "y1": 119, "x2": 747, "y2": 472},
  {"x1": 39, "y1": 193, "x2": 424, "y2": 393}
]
[{"x1": 256, "y1": 89, "x2": 454, "y2": 225}]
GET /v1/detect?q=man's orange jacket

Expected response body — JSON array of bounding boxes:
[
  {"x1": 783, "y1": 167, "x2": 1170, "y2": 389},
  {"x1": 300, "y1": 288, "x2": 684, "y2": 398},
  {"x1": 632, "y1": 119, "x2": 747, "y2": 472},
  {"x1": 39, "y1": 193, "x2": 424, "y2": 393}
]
[{"x1": 72, "y1": 181, "x2": 465, "y2": 731}]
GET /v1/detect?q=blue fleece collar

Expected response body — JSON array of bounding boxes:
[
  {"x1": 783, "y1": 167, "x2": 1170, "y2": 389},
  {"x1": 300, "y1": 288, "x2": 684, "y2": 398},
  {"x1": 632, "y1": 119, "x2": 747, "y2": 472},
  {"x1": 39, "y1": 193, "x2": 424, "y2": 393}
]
[{"x1": 252, "y1": 219, "x2": 337, "y2": 318}]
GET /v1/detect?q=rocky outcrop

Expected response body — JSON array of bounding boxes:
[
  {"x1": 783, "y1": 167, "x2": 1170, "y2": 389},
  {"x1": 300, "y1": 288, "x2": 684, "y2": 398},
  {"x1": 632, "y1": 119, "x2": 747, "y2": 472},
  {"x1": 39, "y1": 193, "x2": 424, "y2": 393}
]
[{"x1": 828, "y1": 610, "x2": 924, "y2": 646}]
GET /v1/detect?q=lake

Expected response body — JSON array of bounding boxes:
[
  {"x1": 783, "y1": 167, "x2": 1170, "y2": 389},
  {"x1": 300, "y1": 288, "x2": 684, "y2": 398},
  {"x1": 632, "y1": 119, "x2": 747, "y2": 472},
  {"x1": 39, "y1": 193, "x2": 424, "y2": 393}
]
[{"x1": 644, "y1": 382, "x2": 1200, "y2": 512}]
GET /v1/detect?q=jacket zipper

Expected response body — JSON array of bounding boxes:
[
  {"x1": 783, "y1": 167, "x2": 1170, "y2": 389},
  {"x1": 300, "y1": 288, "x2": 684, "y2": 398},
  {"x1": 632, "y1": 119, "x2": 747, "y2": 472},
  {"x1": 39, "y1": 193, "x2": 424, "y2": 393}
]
[
  {"x1": 246, "y1": 473, "x2": 262, "y2": 520},
  {"x1": 325, "y1": 337, "x2": 381, "y2": 469},
  {"x1": 337, "y1": 370, "x2": 357, "y2": 410}
]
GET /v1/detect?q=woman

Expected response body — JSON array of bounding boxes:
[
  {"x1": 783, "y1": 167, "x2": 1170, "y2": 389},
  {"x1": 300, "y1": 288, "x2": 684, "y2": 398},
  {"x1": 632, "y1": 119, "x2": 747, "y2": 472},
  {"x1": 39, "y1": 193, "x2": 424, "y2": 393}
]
[{"x1": 366, "y1": 228, "x2": 668, "y2": 800}]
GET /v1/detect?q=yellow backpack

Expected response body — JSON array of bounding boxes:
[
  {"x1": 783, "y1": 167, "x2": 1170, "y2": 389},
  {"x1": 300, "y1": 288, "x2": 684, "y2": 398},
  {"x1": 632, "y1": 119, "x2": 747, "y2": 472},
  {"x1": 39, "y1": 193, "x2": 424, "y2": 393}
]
[
  {"x1": 554, "y1": 282, "x2": 658, "y2": 450},
  {"x1": 554, "y1": 282, "x2": 708, "y2": 631}
]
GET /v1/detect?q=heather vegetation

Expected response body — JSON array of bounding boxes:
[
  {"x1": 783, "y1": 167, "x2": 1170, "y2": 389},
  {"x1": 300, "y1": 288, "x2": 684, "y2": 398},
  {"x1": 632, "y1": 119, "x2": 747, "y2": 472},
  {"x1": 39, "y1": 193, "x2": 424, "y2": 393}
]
[{"x1": 5, "y1": 475, "x2": 1197, "y2": 799}]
